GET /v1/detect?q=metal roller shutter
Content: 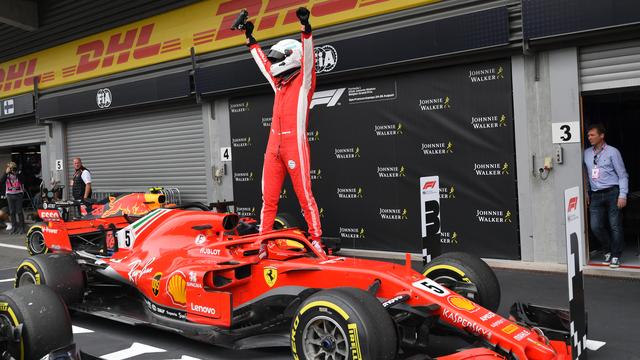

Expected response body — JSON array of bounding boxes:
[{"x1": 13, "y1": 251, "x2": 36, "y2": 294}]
[
  {"x1": 0, "y1": 120, "x2": 46, "y2": 147},
  {"x1": 66, "y1": 104, "x2": 207, "y2": 203},
  {"x1": 580, "y1": 39, "x2": 640, "y2": 92}
]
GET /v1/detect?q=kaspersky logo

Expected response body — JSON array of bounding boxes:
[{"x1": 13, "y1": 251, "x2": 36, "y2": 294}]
[
  {"x1": 334, "y1": 147, "x2": 360, "y2": 159},
  {"x1": 471, "y1": 114, "x2": 508, "y2": 129},
  {"x1": 310, "y1": 88, "x2": 345, "y2": 109},
  {"x1": 379, "y1": 208, "x2": 408, "y2": 220},
  {"x1": 421, "y1": 141, "x2": 454, "y2": 155},
  {"x1": 476, "y1": 210, "x2": 512, "y2": 223},
  {"x1": 233, "y1": 172, "x2": 254, "y2": 182},
  {"x1": 337, "y1": 187, "x2": 364, "y2": 199},
  {"x1": 469, "y1": 65, "x2": 505, "y2": 82},
  {"x1": 419, "y1": 96, "x2": 451, "y2": 111},
  {"x1": 377, "y1": 165, "x2": 406, "y2": 178},
  {"x1": 307, "y1": 130, "x2": 320, "y2": 142},
  {"x1": 440, "y1": 185, "x2": 456, "y2": 199},
  {"x1": 374, "y1": 123, "x2": 403, "y2": 136},
  {"x1": 232, "y1": 137, "x2": 252, "y2": 148},
  {"x1": 339, "y1": 227, "x2": 365, "y2": 239}
]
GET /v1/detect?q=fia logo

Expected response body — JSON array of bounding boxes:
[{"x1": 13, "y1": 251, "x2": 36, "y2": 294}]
[
  {"x1": 314, "y1": 45, "x2": 338, "y2": 73},
  {"x1": 96, "y1": 88, "x2": 112, "y2": 108}
]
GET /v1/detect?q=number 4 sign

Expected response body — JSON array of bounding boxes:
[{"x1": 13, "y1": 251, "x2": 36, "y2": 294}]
[
  {"x1": 220, "y1": 147, "x2": 232, "y2": 162},
  {"x1": 552, "y1": 122, "x2": 580, "y2": 144}
]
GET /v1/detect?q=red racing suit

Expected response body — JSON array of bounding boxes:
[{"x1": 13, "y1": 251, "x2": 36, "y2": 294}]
[{"x1": 249, "y1": 31, "x2": 322, "y2": 240}]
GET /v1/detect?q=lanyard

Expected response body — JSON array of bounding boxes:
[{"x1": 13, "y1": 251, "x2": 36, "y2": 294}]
[{"x1": 593, "y1": 143, "x2": 606, "y2": 166}]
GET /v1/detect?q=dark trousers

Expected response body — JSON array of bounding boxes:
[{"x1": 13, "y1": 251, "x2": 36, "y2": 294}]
[
  {"x1": 6, "y1": 193, "x2": 25, "y2": 229},
  {"x1": 589, "y1": 188, "x2": 624, "y2": 258}
]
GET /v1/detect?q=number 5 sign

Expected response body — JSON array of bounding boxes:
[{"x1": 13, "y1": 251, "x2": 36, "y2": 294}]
[{"x1": 552, "y1": 122, "x2": 580, "y2": 144}]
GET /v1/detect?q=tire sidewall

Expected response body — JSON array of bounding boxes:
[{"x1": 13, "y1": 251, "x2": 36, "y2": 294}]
[
  {"x1": 291, "y1": 296, "x2": 369, "y2": 360},
  {"x1": 26, "y1": 227, "x2": 47, "y2": 255}
]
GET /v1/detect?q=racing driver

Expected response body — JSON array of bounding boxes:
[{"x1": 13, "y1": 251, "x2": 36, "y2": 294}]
[{"x1": 242, "y1": 7, "x2": 323, "y2": 252}]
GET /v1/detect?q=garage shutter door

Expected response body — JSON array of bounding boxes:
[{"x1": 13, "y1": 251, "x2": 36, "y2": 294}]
[
  {"x1": 580, "y1": 39, "x2": 640, "y2": 92},
  {"x1": 0, "y1": 119, "x2": 46, "y2": 148},
  {"x1": 66, "y1": 104, "x2": 207, "y2": 203}
]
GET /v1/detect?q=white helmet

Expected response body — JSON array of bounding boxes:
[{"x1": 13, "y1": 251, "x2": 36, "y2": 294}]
[{"x1": 267, "y1": 39, "x2": 302, "y2": 78}]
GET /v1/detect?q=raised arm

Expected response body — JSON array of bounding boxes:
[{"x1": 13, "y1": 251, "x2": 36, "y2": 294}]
[
  {"x1": 297, "y1": 7, "x2": 315, "y2": 91},
  {"x1": 245, "y1": 21, "x2": 276, "y2": 92}
]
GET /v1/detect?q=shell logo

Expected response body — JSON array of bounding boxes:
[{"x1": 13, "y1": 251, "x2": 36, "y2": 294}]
[
  {"x1": 448, "y1": 296, "x2": 478, "y2": 312},
  {"x1": 167, "y1": 272, "x2": 187, "y2": 306}
]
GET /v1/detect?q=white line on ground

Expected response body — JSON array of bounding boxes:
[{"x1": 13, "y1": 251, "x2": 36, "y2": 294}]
[
  {"x1": 72, "y1": 325, "x2": 94, "y2": 334},
  {"x1": 101, "y1": 343, "x2": 166, "y2": 360},
  {"x1": 586, "y1": 339, "x2": 606, "y2": 351},
  {"x1": 0, "y1": 243, "x2": 26, "y2": 251},
  {"x1": 0, "y1": 278, "x2": 14, "y2": 283}
]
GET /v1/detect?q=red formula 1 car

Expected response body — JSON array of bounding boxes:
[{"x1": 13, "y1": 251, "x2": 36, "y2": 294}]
[
  {"x1": 14, "y1": 206, "x2": 574, "y2": 360},
  {"x1": 25, "y1": 190, "x2": 169, "y2": 256}
]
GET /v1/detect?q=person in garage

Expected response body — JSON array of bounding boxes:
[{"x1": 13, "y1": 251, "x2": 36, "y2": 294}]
[
  {"x1": 1, "y1": 162, "x2": 26, "y2": 234},
  {"x1": 238, "y1": 7, "x2": 323, "y2": 253},
  {"x1": 71, "y1": 157, "x2": 92, "y2": 200},
  {"x1": 584, "y1": 123, "x2": 629, "y2": 268}
]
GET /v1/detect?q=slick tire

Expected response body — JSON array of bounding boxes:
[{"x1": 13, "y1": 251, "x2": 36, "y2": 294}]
[
  {"x1": 15, "y1": 254, "x2": 85, "y2": 305},
  {"x1": 422, "y1": 252, "x2": 501, "y2": 312},
  {"x1": 274, "y1": 212, "x2": 302, "y2": 230},
  {"x1": 0, "y1": 285, "x2": 73, "y2": 360},
  {"x1": 25, "y1": 226, "x2": 48, "y2": 256},
  {"x1": 291, "y1": 287, "x2": 397, "y2": 360}
]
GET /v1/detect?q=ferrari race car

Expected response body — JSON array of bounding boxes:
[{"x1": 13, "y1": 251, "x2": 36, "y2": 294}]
[
  {"x1": 13, "y1": 207, "x2": 575, "y2": 360},
  {"x1": 25, "y1": 188, "x2": 169, "y2": 256}
]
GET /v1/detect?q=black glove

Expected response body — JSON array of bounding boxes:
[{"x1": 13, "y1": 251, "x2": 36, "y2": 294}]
[
  {"x1": 296, "y1": 7, "x2": 312, "y2": 33},
  {"x1": 244, "y1": 21, "x2": 256, "y2": 45}
]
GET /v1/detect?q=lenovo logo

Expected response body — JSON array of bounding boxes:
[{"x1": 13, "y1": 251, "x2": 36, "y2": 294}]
[{"x1": 310, "y1": 88, "x2": 345, "y2": 109}]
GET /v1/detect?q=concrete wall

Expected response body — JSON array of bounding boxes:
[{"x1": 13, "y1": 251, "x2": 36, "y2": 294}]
[{"x1": 512, "y1": 48, "x2": 585, "y2": 263}]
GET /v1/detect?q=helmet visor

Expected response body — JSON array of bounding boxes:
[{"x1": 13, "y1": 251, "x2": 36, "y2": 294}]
[{"x1": 267, "y1": 50, "x2": 285, "y2": 63}]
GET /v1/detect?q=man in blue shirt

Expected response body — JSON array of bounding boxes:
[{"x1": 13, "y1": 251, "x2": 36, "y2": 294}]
[{"x1": 583, "y1": 123, "x2": 629, "y2": 268}]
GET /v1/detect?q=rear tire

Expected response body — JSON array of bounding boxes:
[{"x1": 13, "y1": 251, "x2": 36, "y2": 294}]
[
  {"x1": 274, "y1": 212, "x2": 302, "y2": 229},
  {"x1": 291, "y1": 287, "x2": 397, "y2": 360},
  {"x1": 25, "y1": 226, "x2": 48, "y2": 255},
  {"x1": 15, "y1": 254, "x2": 85, "y2": 305},
  {"x1": 422, "y1": 252, "x2": 501, "y2": 312},
  {"x1": 0, "y1": 285, "x2": 73, "y2": 360}
]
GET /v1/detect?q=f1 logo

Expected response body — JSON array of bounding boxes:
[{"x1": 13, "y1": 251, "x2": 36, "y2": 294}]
[
  {"x1": 423, "y1": 181, "x2": 437, "y2": 190},
  {"x1": 310, "y1": 88, "x2": 345, "y2": 109},
  {"x1": 96, "y1": 88, "x2": 112, "y2": 108},
  {"x1": 567, "y1": 196, "x2": 578, "y2": 213},
  {"x1": 3, "y1": 99, "x2": 14, "y2": 115}
]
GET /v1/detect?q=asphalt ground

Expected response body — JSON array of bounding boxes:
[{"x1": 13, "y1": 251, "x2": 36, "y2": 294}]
[{"x1": 1, "y1": 230, "x2": 639, "y2": 359}]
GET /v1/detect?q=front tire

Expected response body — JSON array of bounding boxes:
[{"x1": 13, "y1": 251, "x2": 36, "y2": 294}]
[
  {"x1": 291, "y1": 287, "x2": 397, "y2": 360},
  {"x1": 0, "y1": 285, "x2": 73, "y2": 360},
  {"x1": 422, "y1": 252, "x2": 501, "y2": 312},
  {"x1": 25, "y1": 226, "x2": 48, "y2": 255},
  {"x1": 15, "y1": 254, "x2": 85, "y2": 305}
]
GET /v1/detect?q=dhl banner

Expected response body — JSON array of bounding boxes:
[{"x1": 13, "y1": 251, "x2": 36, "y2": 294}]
[{"x1": 0, "y1": 0, "x2": 439, "y2": 99}]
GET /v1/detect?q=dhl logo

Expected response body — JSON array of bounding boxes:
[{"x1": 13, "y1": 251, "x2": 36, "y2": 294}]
[{"x1": 0, "y1": 0, "x2": 439, "y2": 98}]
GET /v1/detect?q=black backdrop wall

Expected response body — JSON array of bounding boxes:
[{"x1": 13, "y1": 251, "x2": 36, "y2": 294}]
[{"x1": 230, "y1": 59, "x2": 520, "y2": 260}]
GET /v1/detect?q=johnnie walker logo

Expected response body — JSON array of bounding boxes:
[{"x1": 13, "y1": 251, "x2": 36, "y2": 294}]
[
  {"x1": 470, "y1": 114, "x2": 508, "y2": 129},
  {"x1": 419, "y1": 96, "x2": 451, "y2": 111},
  {"x1": 469, "y1": 65, "x2": 505, "y2": 83}
]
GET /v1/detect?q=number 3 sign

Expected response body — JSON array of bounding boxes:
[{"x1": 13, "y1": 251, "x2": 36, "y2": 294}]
[{"x1": 552, "y1": 122, "x2": 580, "y2": 144}]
